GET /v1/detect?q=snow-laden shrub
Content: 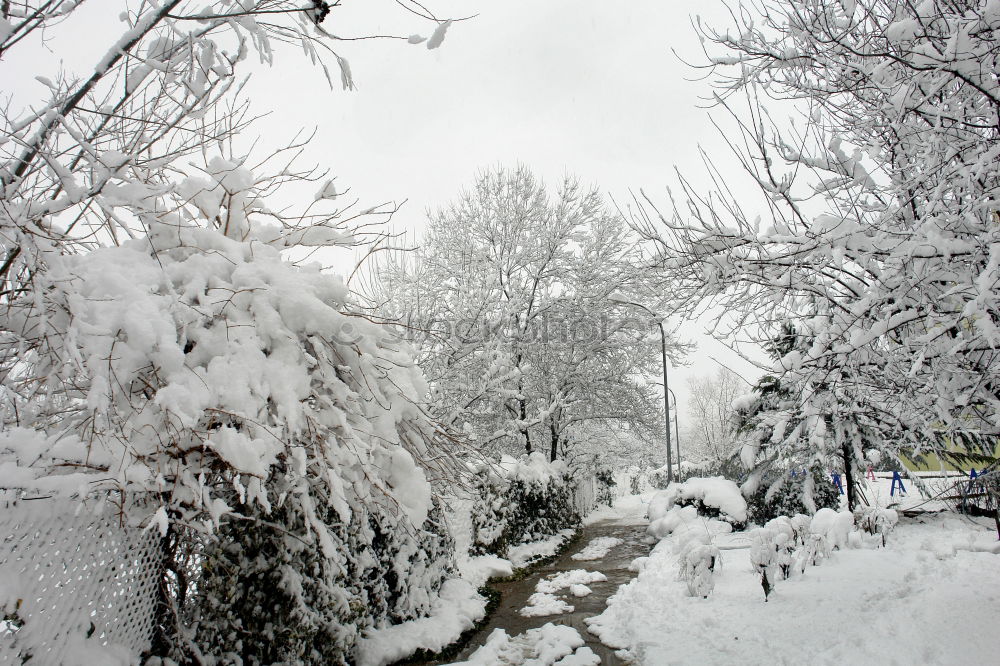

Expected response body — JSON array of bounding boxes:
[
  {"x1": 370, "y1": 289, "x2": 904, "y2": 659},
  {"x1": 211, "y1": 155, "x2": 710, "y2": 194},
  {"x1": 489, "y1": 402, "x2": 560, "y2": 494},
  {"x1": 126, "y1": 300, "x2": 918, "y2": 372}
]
[
  {"x1": 856, "y1": 506, "x2": 899, "y2": 547},
  {"x1": 749, "y1": 527, "x2": 781, "y2": 601},
  {"x1": 0, "y1": 161, "x2": 463, "y2": 663},
  {"x1": 470, "y1": 453, "x2": 581, "y2": 559},
  {"x1": 653, "y1": 477, "x2": 748, "y2": 528},
  {"x1": 677, "y1": 537, "x2": 721, "y2": 599},
  {"x1": 763, "y1": 517, "x2": 796, "y2": 579},
  {"x1": 647, "y1": 505, "x2": 700, "y2": 540},
  {"x1": 649, "y1": 467, "x2": 671, "y2": 490},
  {"x1": 789, "y1": 514, "x2": 812, "y2": 546},
  {"x1": 193, "y1": 496, "x2": 454, "y2": 664},
  {"x1": 743, "y1": 467, "x2": 840, "y2": 524},
  {"x1": 595, "y1": 468, "x2": 616, "y2": 507},
  {"x1": 810, "y1": 508, "x2": 854, "y2": 552}
]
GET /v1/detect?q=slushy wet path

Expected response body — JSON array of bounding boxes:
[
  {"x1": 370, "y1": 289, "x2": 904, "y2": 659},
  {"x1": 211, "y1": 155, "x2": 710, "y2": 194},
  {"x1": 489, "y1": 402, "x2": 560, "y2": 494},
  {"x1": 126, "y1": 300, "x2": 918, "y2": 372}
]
[{"x1": 448, "y1": 518, "x2": 652, "y2": 665}]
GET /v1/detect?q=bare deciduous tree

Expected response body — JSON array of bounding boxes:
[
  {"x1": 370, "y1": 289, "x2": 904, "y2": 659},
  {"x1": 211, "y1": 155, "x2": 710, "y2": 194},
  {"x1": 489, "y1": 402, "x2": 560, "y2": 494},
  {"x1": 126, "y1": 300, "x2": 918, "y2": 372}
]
[{"x1": 686, "y1": 367, "x2": 747, "y2": 463}]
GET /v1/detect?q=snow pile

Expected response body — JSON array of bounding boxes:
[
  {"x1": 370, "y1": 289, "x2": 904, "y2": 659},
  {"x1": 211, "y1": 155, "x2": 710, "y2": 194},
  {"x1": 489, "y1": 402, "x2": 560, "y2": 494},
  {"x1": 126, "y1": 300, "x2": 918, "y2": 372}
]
[
  {"x1": 536, "y1": 569, "x2": 608, "y2": 593},
  {"x1": 355, "y1": 579, "x2": 487, "y2": 666},
  {"x1": 571, "y1": 536, "x2": 623, "y2": 560},
  {"x1": 458, "y1": 554, "x2": 515, "y2": 588},
  {"x1": 451, "y1": 623, "x2": 600, "y2": 665},
  {"x1": 507, "y1": 529, "x2": 577, "y2": 568},
  {"x1": 520, "y1": 593, "x2": 575, "y2": 617},
  {"x1": 521, "y1": 569, "x2": 607, "y2": 617},
  {"x1": 653, "y1": 477, "x2": 749, "y2": 526},
  {"x1": 471, "y1": 453, "x2": 581, "y2": 562}
]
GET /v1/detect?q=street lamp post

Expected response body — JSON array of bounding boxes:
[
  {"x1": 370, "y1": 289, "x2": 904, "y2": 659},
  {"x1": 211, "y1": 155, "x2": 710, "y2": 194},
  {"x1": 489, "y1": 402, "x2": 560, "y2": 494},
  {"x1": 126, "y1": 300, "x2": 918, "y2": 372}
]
[
  {"x1": 654, "y1": 319, "x2": 673, "y2": 484},
  {"x1": 667, "y1": 387, "x2": 681, "y2": 478},
  {"x1": 609, "y1": 295, "x2": 676, "y2": 484}
]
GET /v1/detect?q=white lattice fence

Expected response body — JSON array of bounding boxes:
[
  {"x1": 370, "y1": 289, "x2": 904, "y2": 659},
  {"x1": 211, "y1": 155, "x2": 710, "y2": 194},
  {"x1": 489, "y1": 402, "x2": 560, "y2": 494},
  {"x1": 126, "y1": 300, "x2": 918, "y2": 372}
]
[{"x1": 1, "y1": 497, "x2": 161, "y2": 665}]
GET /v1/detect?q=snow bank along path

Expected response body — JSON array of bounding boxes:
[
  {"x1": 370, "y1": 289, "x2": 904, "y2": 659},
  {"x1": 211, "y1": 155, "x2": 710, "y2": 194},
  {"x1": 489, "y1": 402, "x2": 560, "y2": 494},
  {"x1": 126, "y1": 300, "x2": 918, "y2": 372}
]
[{"x1": 588, "y1": 512, "x2": 1000, "y2": 664}]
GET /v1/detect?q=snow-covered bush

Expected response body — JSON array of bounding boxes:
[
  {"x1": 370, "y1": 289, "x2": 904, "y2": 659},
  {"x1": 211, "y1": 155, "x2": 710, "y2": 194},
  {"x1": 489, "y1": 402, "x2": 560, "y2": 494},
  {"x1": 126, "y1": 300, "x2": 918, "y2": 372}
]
[
  {"x1": 470, "y1": 454, "x2": 581, "y2": 559},
  {"x1": 649, "y1": 467, "x2": 671, "y2": 490},
  {"x1": 789, "y1": 514, "x2": 812, "y2": 546},
  {"x1": 647, "y1": 505, "x2": 699, "y2": 540},
  {"x1": 677, "y1": 534, "x2": 721, "y2": 599},
  {"x1": 763, "y1": 517, "x2": 796, "y2": 579},
  {"x1": 749, "y1": 527, "x2": 780, "y2": 601},
  {"x1": 653, "y1": 477, "x2": 748, "y2": 528},
  {"x1": 856, "y1": 506, "x2": 899, "y2": 547},
  {"x1": 193, "y1": 497, "x2": 454, "y2": 664},
  {"x1": 810, "y1": 508, "x2": 855, "y2": 552},
  {"x1": 743, "y1": 468, "x2": 841, "y2": 524},
  {"x1": 595, "y1": 468, "x2": 617, "y2": 507}
]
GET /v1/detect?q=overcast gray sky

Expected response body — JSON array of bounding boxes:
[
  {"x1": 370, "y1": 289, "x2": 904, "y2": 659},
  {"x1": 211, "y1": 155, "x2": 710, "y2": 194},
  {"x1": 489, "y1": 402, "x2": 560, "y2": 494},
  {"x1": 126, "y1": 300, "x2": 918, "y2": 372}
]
[
  {"x1": 249, "y1": 1, "x2": 738, "y2": 222},
  {"x1": 3, "y1": 0, "x2": 768, "y2": 425}
]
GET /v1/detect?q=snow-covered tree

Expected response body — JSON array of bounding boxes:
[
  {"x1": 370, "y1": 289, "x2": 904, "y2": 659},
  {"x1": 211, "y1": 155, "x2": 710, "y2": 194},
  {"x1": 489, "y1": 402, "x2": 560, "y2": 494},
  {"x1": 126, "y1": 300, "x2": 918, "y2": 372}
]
[
  {"x1": 733, "y1": 324, "x2": 886, "y2": 511},
  {"x1": 0, "y1": 2, "x2": 468, "y2": 661},
  {"x1": 686, "y1": 367, "x2": 747, "y2": 463},
  {"x1": 374, "y1": 166, "x2": 678, "y2": 462},
  {"x1": 634, "y1": 0, "x2": 1000, "y2": 478}
]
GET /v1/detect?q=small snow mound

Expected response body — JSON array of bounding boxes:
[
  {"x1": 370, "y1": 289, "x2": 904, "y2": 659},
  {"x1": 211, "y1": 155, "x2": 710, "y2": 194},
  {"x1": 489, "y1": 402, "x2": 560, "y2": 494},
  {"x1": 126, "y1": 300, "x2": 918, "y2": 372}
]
[
  {"x1": 451, "y1": 623, "x2": 599, "y2": 665},
  {"x1": 536, "y1": 568, "x2": 607, "y2": 594},
  {"x1": 571, "y1": 536, "x2": 623, "y2": 561},
  {"x1": 520, "y1": 592, "x2": 574, "y2": 617},
  {"x1": 628, "y1": 556, "x2": 649, "y2": 572}
]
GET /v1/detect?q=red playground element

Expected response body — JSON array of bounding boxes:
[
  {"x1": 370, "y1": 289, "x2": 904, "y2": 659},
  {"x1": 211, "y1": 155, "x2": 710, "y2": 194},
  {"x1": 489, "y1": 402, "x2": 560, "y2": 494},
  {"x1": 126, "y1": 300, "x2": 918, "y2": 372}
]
[{"x1": 866, "y1": 466, "x2": 876, "y2": 481}]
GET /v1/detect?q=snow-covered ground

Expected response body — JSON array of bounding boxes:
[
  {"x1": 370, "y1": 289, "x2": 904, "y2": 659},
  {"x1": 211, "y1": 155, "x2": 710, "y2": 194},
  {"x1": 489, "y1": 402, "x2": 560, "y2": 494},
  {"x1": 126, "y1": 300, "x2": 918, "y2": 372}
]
[
  {"x1": 588, "y1": 510, "x2": 1000, "y2": 664},
  {"x1": 411, "y1": 486, "x2": 1000, "y2": 666},
  {"x1": 583, "y1": 493, "x2": 650, "y2": 526}
]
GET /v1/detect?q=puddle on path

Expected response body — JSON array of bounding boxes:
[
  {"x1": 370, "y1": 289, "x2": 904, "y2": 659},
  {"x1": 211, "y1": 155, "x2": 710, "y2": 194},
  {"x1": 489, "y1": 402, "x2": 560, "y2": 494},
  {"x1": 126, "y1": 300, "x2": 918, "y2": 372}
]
[{"x1": 427, "y1": 519, "x2": 652, "y2": 665}]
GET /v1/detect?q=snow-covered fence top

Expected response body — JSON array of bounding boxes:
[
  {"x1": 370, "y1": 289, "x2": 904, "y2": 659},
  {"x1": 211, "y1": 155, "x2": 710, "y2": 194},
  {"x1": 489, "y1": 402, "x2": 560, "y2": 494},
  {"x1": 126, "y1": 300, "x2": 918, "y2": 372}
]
[{"x1": 0, "y1": 496, "x2": 160, "y2": 666}]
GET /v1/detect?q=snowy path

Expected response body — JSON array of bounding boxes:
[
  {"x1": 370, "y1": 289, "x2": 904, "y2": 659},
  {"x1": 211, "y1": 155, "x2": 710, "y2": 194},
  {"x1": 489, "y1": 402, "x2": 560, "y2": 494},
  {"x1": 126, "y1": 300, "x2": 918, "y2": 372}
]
[{"x1": 435, "y1": 515, "x2": 652, "y2": 665}]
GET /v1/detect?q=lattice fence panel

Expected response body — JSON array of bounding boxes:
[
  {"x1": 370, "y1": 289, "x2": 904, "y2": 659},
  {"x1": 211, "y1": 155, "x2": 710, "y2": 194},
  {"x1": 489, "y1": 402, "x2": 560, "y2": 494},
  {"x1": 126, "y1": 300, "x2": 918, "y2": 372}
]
[{"x1": 1, "y1": 497, "x2": 161, "y2": 665}]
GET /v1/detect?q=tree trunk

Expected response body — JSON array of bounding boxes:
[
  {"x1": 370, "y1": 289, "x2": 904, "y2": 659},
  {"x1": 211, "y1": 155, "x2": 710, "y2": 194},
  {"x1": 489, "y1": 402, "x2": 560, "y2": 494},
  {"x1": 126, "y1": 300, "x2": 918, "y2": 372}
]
[
  {"x1": 519, "y1": 394, "x2": 532, "y2": 454},
  {"x1": 549, "y1": 421, "x2": 559, "y2": 462},
  {"x1": 842, "y1": 442, "x2": 857, "y2": 511}
]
